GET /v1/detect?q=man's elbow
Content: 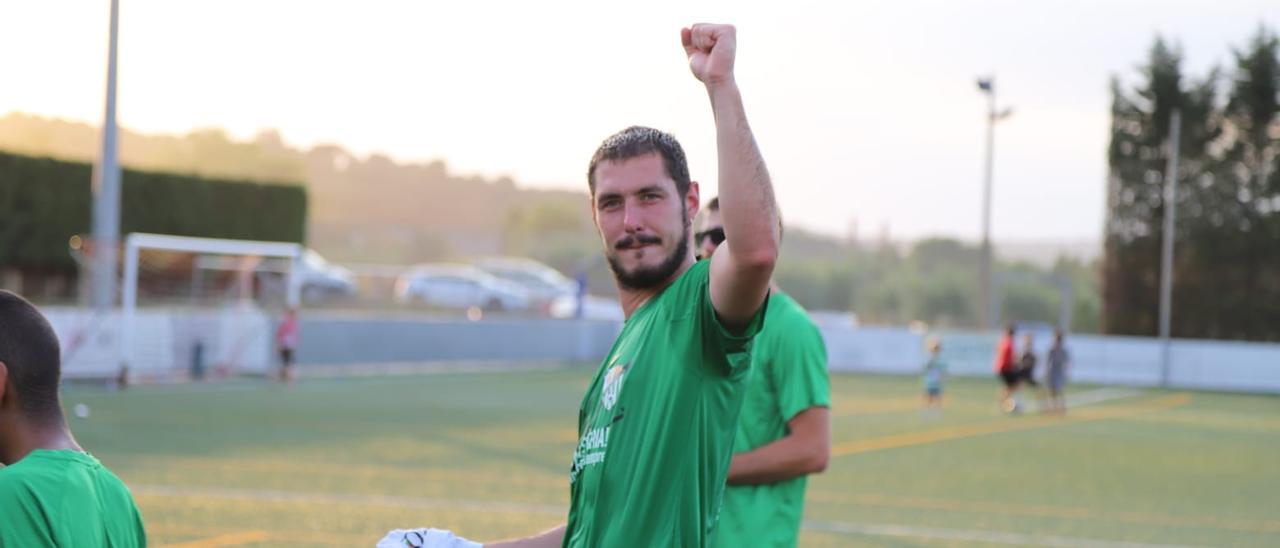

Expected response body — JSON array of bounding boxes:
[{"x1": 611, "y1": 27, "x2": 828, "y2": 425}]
[
  {"x1": 803, "y1": 445, "x2": 830, "y2": 475},
  {"x1": 736, "y1": 243, "x2": 779, "y2": 274},
  {"x1": 808, "y1": 452, "x2": 829, "y2": 475}
]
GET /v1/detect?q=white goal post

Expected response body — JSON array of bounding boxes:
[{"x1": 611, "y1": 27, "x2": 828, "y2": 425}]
[{"x1": 120, "y1": 233, "x2": 304, "y2": 379}]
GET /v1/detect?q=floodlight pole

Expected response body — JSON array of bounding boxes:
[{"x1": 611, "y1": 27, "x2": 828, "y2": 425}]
[
  {"x1": 91, "y1": 0, "x2": 122, "y2": 310},
  {"x1": 977, "y1": 76, "x2": 1011, "y2": 330},
  {"x1": 1158, "y1": 109, "x2": 1181, "y2": 387}
]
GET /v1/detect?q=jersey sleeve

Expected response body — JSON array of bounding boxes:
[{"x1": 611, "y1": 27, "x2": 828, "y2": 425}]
[
  {"x1": 689, "y1": 260, "x2": 768, "y2": 378},
  {"x1": 768, "y1": 318, "x2": 831, "y2": 422}
]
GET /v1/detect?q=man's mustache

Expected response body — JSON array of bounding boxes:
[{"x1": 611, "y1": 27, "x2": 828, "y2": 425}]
[{"x1": 615, "y1": 234, "x2": 663, "y2": 250}]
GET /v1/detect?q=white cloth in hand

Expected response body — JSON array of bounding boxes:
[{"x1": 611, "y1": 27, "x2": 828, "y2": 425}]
[{"x1": 375, "y1": 528, "x2": 482, "y2": 548}]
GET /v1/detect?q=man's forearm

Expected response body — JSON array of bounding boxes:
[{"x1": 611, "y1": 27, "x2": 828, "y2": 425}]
[
  {"x1": 708, "y1": 81, "x2": 779, "y2": 264},
  {"x1": 726, "y1": 434, "x2": 826, "y2": 486},
  {"x1": 727, "y1": 406, "x2": 830, "y2": 485},
  {"x1": 485, "y1": 524, "x2": 566, "y2": 548}
]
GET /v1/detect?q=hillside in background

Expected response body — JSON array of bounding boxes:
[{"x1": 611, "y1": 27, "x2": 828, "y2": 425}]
[
  {"x1": 0, "y1": 112, "x2": 589, "y2": 264},
  {"x1": 0, "y1": 112, "x2": 1100, "y2": 330}
]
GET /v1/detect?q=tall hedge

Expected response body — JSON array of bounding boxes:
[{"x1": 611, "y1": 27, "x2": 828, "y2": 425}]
[{"x1": 0, "y1": 151, "x2": 307, "y2": 271}]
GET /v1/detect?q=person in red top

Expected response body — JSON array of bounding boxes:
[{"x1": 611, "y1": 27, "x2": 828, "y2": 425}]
[
  {"x1": 275, "y1": 308, "x2": 300, "y2": 382},
  {"x1": 994, "y1": 324, "x2": 1020, "y2": 412}
]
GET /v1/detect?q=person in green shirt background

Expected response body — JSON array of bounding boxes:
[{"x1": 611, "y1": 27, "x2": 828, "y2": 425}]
[
  {"x1": 379, "y1": 22, "x2": 782, "y2": 547},
  {"x1": 0, "y1": 290, "x2": 147, "y2": 547},
  {"x1": 698, "y1": 198, "x2": 832, "y2": 548}
]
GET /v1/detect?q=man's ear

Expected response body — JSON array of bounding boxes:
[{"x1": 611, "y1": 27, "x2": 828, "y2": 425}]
[
  {"x1": 686, "y1": 181, "x2": 701, "y2": 221},
  {"x1": 587, "y1": 194, "x2": 605, "y2": 247}
]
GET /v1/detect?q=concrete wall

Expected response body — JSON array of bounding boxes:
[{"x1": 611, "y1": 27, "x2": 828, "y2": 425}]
[
  {"x1": 296, "y1": 315, "x2": 620, "y2": 365},
  {"x1": 47, "y1": 306, "x2": 272, "y2": 380},
  {"x1": 45, "y1": 307, "x2": 1280, "y2": 394},
  {"x1": 837, "y1": 329, "x2": 1280, "y2": 394}
]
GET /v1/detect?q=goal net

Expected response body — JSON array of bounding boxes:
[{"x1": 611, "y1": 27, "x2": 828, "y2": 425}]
[{"x1": 109, "y1": 233, "x2": 303, "y2": 383}]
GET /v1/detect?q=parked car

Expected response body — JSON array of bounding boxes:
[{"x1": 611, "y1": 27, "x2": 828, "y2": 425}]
[
  {"x1": 395, "y1": 264, "x2": 531, "y2": 311},
  {"x1": 298, "y1": 249, "x2": 356, "y2": 303},
  {"x1": 234, "y1": 248, "x2": 354, "y2": 304},
  {"x1": 473, "y1": 257, "x2": 578, "y2": 307}
]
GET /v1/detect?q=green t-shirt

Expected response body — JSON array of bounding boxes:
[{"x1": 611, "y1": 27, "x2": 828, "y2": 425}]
[
  {"x1": 563, "y1": 260, "x2": 766, "y2": 547},
  {"x1": 713, "y1": 292, "x2": 830, "y2": 548},
  {"x1": 0, "y1": 449, "x2": 147, "y2": 547}
]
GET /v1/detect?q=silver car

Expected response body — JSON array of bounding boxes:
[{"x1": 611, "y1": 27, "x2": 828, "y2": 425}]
[
  {"x1": 395, "y1": 264, "x2": 531, "y2": 311},
  {"x1": 298, "y1": 249, "x2": 357, "y2": 302},
  {"x1": 474, "y1": 257, "x2": 578, "y2": 307}
]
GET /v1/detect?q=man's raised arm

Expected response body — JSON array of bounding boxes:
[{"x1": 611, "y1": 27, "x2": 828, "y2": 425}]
[{"x1": 683, "y1": 24, "x2": 780, "y2": 328}]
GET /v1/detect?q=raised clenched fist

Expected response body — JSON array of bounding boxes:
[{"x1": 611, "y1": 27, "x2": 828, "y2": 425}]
[{"x1": 681, "y1": 24, "x2": 736, "y2": 86}]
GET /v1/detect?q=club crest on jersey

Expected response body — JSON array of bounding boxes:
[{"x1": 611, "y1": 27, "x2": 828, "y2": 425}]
[{"x1": 601, "y1": 362, "x2": 629, "y2": 411}]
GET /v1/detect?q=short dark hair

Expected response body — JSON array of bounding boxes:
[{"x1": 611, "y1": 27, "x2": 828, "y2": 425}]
[
  {"x1": 0, "y1": 291, "x2": 64, "y2": 422},
  {"x1": 587, "y1": 126, "x2": 690, "y2": 198}
]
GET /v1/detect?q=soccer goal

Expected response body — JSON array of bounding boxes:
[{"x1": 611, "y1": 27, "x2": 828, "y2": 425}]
[{"x1": 116, "y1": 233, "x2": 304, "y2": 383}]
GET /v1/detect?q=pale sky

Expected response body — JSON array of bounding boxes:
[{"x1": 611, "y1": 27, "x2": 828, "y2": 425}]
[{"x1": 3, "y1": 0, "x2": 1277, "y2": 242}]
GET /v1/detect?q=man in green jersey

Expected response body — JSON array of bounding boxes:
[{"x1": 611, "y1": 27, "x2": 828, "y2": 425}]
[
  {"x1": 698, "y1": 198, "x2": 831, "y2": 548},
  {"x1": 0, "y1": 290, "x2": 147, "y2": 547},
  {"x1": 382, "y1": 23, "x2": 780, "y2": 548}
]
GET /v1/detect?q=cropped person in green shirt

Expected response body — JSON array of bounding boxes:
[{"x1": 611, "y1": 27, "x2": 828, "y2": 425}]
[
  {"x1": 698, "y1": 198, "x2": 832, "y2": 548},
  {"x1": 378, "y1": 22, "x2": 781, "y2": 548},
  {"x1": 0, "y1": 290, "x2": 147, "y2": 547}
]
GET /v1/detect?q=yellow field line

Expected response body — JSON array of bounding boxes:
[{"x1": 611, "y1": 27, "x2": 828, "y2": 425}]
[
  {"x1": 831, "y1": 399, "x2": 922, "y2": 417},
  {"x1": 831, "y1": 393, "x2": 1191, "y2": 458},
  {"x1": 164, "y1": 530, "x2": 270, "y2": 548},
  {"x1": 808, "y1": 490, "x2": 1280, "y2": 534}
]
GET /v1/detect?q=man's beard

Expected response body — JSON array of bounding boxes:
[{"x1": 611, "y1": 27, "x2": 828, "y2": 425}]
[{"x1": 607, "y1": 216, "x2": 691, "y2": 290}]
